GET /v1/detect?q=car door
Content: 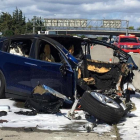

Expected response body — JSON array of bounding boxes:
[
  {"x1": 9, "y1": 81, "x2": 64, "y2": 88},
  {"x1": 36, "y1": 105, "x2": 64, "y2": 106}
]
[
  {"x1": 1, "y1": 38, "x2": 35, "y2": 97},
  {"x1": 30, "y1": 38, "x2": 74, "y2": 99}
]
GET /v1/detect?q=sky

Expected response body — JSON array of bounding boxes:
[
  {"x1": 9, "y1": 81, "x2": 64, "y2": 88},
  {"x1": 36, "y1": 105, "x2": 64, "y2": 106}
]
[{"x1": 0, "y1": 0, "x2": 140, "y2": 28}]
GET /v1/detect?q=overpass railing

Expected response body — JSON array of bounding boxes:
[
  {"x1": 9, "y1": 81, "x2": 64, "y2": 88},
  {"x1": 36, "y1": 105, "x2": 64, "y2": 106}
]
[{"x1": 46, "y1": 27, "x2": 140, "y2": 33}]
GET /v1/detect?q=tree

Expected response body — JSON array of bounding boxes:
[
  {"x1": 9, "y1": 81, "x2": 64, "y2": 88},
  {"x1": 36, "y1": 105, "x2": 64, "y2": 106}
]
[
  {"x1": 88, "y1": 25, "x2": 93, "y2": 30},
  {"x1": 0, "y1": 8, "x2": 27, "y2": 36},
  {"x1": 137, "y1": 27, "x2": 140, "y2": 30},
  {"x1": 0, "y1": 12, "x2": 13, "y2": 36},
  {"x1": 128, "y1": 26, "x2": 134, "y2": 30},
  {"x1": 0, "y1": 8, "x2": 47, "y2": 36},
  {"x1": 97, "y1": 37, "x2": 102, "y2": 40},
  {"x1": 80, "y1": 35, "x2": 86, "y2": 38},
  {"x1": 34, "y1": 17, "x2": 45, "y2": 33},
  {"x1": 12, "y1": 8, "x2": 26, "y2": 34},
  {"x1": 25, "y1": 19, "x2": 33, "y2": 34},
  {"x1": 4, "y1": 30, "x2": 14, "y2": 36}
]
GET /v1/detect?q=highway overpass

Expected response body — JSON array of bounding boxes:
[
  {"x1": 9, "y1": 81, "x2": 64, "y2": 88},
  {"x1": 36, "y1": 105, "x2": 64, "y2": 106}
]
[
  {"x1": 48, "y1": 29, "x2": 140, "y2": 36},
  {"x1": 33, "y1": 18, "x2": 140, "y2": 36}
]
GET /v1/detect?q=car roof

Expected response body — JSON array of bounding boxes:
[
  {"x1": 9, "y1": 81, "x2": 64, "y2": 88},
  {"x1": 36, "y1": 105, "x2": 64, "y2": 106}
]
[
  {"x1": 119, "y1": 35, "x2": 136, "y2": 38},
  {"x1": 0, "y1": 34, "x2": 92, "y2": 42},
  {"x1": 0, "y1": 34, "x2": 65, "y2": 48},
  {"x1": 45, "y1": 34, "x2": 87, "y2": 41}
]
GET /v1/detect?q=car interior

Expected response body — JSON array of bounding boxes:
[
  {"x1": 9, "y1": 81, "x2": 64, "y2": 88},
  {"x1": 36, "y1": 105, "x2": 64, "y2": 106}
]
[
  {"x1": 8, "y1": 39, "x2": 32, "y2": 58},
  {"x1": 38, "y1": 40, "x2": 62, "y2": 63},
  {"x1": 47, "y1": 36, "x2": 129, "y2": 95},
  {"x1": 48, "y1": 36, "x2": 85, "y2": 60}
]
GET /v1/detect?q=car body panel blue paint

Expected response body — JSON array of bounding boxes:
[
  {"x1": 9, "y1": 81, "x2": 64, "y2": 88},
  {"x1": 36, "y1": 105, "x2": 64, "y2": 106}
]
[{"x1": 0, "y1": 36, "x2": 76, "y2": 99}]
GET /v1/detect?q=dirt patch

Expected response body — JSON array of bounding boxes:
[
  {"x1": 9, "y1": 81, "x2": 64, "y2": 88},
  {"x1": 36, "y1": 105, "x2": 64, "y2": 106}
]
[{"x1": 0, "y1": 127, "x2": 118, "y2": 140}]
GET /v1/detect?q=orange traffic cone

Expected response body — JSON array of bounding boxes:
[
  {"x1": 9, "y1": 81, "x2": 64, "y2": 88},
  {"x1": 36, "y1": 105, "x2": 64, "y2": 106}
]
[
  {"x1": 109, "y1": 58, "x2": 112, "y2": 63},
  {"x1": 91, "y1": 45, "x2": 94, "y2": 49}
]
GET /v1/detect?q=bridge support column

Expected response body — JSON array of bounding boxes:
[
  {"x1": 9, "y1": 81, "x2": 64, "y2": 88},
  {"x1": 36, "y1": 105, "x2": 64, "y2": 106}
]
[{"x1": 126, "y1": 20, "x2": 129, "y2": 36}]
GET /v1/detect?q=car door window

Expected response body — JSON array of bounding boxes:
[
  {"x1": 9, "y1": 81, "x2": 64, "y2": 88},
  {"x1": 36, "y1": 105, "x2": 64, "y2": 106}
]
[
  {"x1": 1, "y1": 40, "x2": 9, "y2": 52},
  {"x1": 29, "y1": 39, "x2": 73, "y2": 98},
  {"x1": 90, "y1": 44, "x2": 119, "y2": 63},
  {"x1": 7, "y1": 39, "x2": 33, "y2": 58},
  {"x1": 37, "y1": 39, "x2": 62, "y2": 63}
]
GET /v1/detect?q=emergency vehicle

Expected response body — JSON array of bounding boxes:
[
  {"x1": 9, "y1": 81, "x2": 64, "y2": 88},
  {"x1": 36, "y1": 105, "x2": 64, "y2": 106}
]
[{"x1": 114, "y1": 35, "x2": 140, "y2": 53}]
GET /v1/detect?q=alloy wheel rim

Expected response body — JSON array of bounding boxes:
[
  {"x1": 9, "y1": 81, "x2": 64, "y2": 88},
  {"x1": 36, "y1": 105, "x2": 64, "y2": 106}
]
[{"x1": 91, "y1": 92, "x2": 120, "y2": 109}]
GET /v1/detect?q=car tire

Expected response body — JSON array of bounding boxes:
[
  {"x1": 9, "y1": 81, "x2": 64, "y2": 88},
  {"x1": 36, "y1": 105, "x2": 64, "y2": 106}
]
[
  {"x1": 80, "y1": 91, "x2": 125, "y2": 124},
  {"x1": 0, "y1": 73, "x2": 5, "y2": 98}
]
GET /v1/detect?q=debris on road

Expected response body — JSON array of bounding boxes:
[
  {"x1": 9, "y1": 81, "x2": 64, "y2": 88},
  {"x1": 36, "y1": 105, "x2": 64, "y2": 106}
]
[{"x1": 0, "y1": 99, "x2": 113, "y2": 134}]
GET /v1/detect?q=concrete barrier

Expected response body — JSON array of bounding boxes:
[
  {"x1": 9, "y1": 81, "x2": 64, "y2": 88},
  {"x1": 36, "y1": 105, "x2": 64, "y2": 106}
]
[
  {"x1": 90, "y1": 45, "x2": 119, "y2": 62},
  {"x1": 130, "y1": 53, "x2": 140, "y2": 90}
]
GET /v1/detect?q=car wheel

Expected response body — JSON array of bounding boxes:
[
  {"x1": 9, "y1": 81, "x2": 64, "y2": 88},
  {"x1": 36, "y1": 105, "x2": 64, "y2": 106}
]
[
  {"x1": 0, "y1": 73, "x2": 5, "y2": 98},
  {"x1": 80, "y1": 91, "x2": 125, "y2": 124}
]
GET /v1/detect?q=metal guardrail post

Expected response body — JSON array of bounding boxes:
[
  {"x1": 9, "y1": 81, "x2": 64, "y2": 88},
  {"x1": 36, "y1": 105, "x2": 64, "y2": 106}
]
[{"x1": 126, "y1": 20, "x2": 129, "y2": 36}]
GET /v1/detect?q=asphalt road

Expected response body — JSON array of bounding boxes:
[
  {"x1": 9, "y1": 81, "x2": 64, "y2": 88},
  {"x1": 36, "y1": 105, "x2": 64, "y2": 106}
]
[
  {"x1": 130, "y1": 53, "x2": 140, "y2": 90},
  {"x1": 90, "y1": 44, "x2": 119, "y2": 62},
  {"x1": 0, "y1": 98, "x2": 118, "y2": 140},
  {"x1": 0, "y1": 128, "x2": 117, "y2": 140}
]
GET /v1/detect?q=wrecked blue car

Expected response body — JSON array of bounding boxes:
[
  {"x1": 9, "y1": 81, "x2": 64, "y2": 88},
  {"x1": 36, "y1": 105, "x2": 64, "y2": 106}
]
[{"x1": 0, "y1": 35, "x2": 138, "y2": 124}]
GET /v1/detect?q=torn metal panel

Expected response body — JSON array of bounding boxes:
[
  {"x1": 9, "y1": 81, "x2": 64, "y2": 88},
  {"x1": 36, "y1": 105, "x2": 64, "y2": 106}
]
[{"x1": 33, "y1": 84, "x2": 73, "y2": 104}]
